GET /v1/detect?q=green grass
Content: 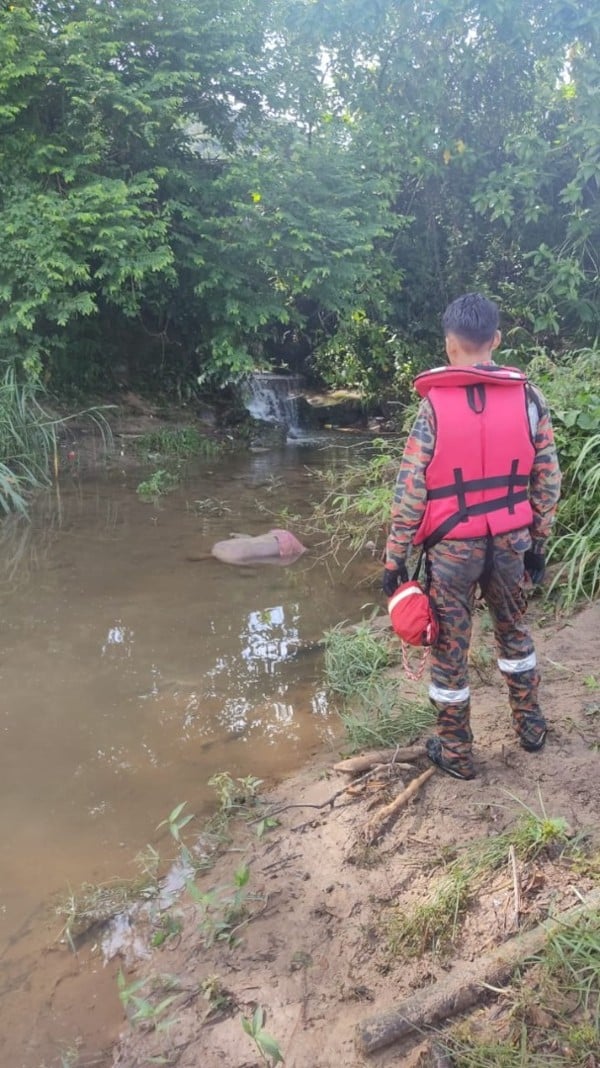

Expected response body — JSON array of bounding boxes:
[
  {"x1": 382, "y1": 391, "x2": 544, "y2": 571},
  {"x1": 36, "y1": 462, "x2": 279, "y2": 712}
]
[
  {"x1": 455, "y1": 811, "x2": 572, "y2": 879},
  {"x1": 386, "y1": 868, "x2": 471, "y2": 958},
  {"x1": 323, "y1": 621, "x2": 394, "y2": 696},
  {"x1": 385, "y1": 801, "x2": 575, "y2": 961},
  {"x1": 135, "y1": 428, "x2": 221, "y2": 504},
  {"x1": 447, "y1": 911, "x2": 600, "y2": 1067},
  {"x1": 136, "y1": 426, "x2": 219, "y2": 460},
  {"x1": 323, "y1": 619, "x2": 435, "y2": 750},
  {"x1": 0, "y1": 365, "x2": 112, "y2": 516},
  {"x1": 0, "y1": 366, "x2": 64, "y2": 513},
  {"x1": 339, "y1": 677, "x2": 435, "y2": 750},
  {"x1": 302, "y1": 438, "x2": 402, "y2": 561}
]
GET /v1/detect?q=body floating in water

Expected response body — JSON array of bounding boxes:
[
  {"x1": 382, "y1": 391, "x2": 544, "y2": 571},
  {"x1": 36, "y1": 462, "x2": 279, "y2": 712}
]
[{"x1": 210, "y1": 529, "x2": 307, "y2": 567}]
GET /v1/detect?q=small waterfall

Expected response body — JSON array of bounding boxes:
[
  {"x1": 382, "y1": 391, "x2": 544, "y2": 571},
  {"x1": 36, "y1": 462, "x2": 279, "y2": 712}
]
[{"x1": 243, "y1": 372, "x2": 306, "y2": 438}]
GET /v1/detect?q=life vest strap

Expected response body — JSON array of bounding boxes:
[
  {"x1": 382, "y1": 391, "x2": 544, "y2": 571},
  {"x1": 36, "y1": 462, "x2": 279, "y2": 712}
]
[
  {"x1": 422, "y1": 488, "x2": 530, "y2": 551},
  {"x1": 427, "y1": 470, "x2": 529, "y2": 502}
]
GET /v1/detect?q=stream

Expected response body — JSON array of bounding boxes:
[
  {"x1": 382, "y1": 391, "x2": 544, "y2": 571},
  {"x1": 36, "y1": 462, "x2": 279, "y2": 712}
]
[{"x1": 0, "y1": 434, "x2": 377, "y2": 1067}]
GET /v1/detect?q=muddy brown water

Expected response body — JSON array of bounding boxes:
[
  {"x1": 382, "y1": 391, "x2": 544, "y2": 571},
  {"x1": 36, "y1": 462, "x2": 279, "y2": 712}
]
[{"x1": 0, "y1": 437, "x2": 377, "y2": 1067}]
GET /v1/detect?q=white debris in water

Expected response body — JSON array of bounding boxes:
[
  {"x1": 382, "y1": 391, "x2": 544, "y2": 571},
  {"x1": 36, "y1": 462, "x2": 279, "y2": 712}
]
[
  {"x1": 102, "y1": 908, "x2": 152, "y2": 966},
  {"x1": 100, "y1": 852, "x2": 199, "y2": 966}
]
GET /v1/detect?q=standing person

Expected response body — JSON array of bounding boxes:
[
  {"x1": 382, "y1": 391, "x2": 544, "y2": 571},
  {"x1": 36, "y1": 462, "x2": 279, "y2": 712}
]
[{"x1": 382, "y1": 293, "x2": 561, "y2": 780}]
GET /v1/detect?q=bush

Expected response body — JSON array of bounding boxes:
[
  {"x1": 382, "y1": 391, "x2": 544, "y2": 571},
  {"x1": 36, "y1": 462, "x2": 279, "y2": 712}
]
[
  {"x1": 310, "y1": 312, "x2": 418, "y2": 406},
  {"x1": 528, "y1": 349, "x2": 600, "y2": 606}
]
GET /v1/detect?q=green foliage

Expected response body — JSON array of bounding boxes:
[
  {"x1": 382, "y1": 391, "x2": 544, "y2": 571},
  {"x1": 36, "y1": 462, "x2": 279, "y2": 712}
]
[
  {"x1": 311, "y1": 312, "x2": 415, "y2": 403},
  {"x1": 188, "y1": 863, "x2": 253, "y2": 948},
  {"x1": 208, "y1": 773, "x2": 263, "y2": 814},
  {"x1": 136, "y1": 469, "x2": 180, "y2": 503},
  {"x1": 134, "y1": 428, "x2": 219, "y2": 508},
  {"x1": 0, "y1": 364, "x2": 110, "y2": 516},
  {"x1": 527, "y1": 349, "x2": 600, "y2": 606},
  {"x1": 0, "y1": 0, "x2": 395, "y2": 391},
  {"x1": 255, "y1": 816, "x2": 280, "y2": 839},
  {"x1": 117, "y1": 970, "x2": 179, "y2": 1032},
  {"x1": 386, "y1": 869, "x2": 471, "y2": 959},
  {"x1": 241, "y1": 1006, "x2": 284, "y2": 1066},
  {"x1": 156, "y1": 802, "x2": 194, "y2": 846},
  {"x1": 305, "y1": 439, "x2": 403, "y2": 563},
  {"x1": 1, "y1": 0, "x2": 599, "y2": 402},
  {"x1": 323, "y1": 617, "x2": 435, "y2": 750},
  {"x1": 150, "y1": 913, "x2": 183, "y2": 949},
  {"x1": 0, "y1": 366, "x2": 56, "y2": 514},
  {"x1": 136, "y1": 427, "x2": 220, "y2": 461}
]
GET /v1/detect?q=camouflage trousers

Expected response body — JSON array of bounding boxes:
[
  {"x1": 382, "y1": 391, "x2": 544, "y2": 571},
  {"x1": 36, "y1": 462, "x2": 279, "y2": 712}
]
[{"x1": 426, "y1": 530, "x2": 546, "y2": 770}]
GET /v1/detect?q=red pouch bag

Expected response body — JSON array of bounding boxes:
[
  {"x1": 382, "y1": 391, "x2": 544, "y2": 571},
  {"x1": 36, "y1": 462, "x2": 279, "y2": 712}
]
[{"x1": 388, "y1": 580, "x2": 439, "y2": 647}]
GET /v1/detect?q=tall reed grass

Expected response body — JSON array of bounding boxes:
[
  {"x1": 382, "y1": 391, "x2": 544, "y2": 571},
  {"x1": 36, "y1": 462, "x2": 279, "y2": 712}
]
[
  {"x1": 0, "y1": 366, "x2": 57, "y2": 514},
  {"x1": 0, "y1": 365, "x2": 111, "y2": 517}
]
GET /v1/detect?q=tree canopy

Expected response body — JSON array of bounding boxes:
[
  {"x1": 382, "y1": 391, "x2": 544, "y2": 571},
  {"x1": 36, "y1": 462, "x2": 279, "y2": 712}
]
[{"x1": 0, "y1": 0, "x2": 598, "y2": 395}]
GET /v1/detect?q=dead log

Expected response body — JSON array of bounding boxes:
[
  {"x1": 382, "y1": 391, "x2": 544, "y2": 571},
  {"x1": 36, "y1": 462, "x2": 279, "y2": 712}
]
[
  {"x1": 364, "y1": 767, "x2": 435, "y2": 843},
  {"x1": 356, "y1": 887, "x2": 600, "y2": 1055},
  {"x1": 333, "y1": 746, "x2": 427, "y2": 776}
]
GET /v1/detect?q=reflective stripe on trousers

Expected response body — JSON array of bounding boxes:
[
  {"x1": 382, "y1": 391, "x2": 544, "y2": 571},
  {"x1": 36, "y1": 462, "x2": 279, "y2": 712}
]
[
  {"x1": 497, "y1": 651, "x2": 536, "y2": 674},
  {"x1": 429, "y1": 683, "x2": 470, "y2": 705}
]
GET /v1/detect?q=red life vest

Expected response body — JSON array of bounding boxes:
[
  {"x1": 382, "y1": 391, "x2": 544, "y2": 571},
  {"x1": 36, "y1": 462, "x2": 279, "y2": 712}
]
[{"x1": 413, "y1": 365, "x2": 535, "y2": 547}]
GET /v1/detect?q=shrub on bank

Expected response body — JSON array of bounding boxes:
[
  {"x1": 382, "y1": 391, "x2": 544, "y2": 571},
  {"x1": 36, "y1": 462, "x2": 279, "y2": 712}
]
[{"x1": 528, "y1": 348, "x2": 600, "y2": 606}]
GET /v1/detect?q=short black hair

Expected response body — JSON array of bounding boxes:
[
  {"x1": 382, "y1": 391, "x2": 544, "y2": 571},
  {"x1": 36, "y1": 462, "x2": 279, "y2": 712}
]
[{"x1": 442, "y1": 293, "x2": 499, "y2": 345}]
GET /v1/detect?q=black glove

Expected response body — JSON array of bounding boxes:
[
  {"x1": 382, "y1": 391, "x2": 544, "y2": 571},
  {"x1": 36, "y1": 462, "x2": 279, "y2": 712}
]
[
  {"x1": 382, "y1": 562, "x2": 409, "y2": 597},
  {"x1": 524, "y1": 547, "x2": 545, "y2": 585}
]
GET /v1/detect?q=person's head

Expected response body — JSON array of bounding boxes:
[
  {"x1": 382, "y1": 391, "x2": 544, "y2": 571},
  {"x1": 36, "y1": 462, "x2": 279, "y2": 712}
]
[{"x1": 442, "y1": 293, "x2": 501, "y2": 365}]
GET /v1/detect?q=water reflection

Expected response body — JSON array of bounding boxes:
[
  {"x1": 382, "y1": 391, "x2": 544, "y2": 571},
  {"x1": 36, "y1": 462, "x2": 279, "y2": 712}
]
[
  {"x1": 142, "y1": 597, "x2": 326, "y2": 744},
  {"x1": 241, "y1": 604, "x2": 299, "y2": 670},
  {"x1": 102, "y1": 620, "x2": 135, "y2": 658}
]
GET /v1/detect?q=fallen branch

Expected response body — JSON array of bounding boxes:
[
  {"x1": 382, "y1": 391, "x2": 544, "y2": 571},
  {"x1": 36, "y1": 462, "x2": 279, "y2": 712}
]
[
  {"x1": 356, "y1": 886, "x2": 600, "y2": 1055},
  {"x1": 363, "y1": 767, "x2": 435, "y2": 843},
  {"x1": 256, "y1": 766, "x2": 381, "y2": 823},
  {"x1": 333, "y1": 745, "x2": 427, "y2": 776}
]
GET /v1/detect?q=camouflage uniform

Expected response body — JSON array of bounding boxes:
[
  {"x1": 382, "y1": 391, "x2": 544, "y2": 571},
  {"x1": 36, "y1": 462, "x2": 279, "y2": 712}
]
[{"x1": 385, "y1": 367, "x2": 561, "y2": 775}]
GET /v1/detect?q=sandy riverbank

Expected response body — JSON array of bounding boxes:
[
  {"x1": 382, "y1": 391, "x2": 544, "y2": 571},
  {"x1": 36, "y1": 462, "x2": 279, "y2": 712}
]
[{"x1": 106, "y1": 599, "x2": 600, "y2": 1068}]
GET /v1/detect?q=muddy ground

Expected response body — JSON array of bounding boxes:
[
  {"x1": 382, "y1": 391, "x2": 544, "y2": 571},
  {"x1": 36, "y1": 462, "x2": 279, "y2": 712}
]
[{"x1": 105, "y1": 597, "x2": 600, "y2": 1068}]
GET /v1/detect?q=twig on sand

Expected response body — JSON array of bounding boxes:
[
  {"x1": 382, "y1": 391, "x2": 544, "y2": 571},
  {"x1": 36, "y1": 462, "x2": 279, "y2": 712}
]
[
  {"x1": 509, "y1": 844, "x2": 521, "y2": 930},
  {"x1": 257, "y1": 766, "x2": 383, "y2": 823},
  {"x1": 363, "y1": 766, "x2": 435, "y2": 843},
  {"x1": 356, "y1": 887, "x2": 600, "y2": 1055}
]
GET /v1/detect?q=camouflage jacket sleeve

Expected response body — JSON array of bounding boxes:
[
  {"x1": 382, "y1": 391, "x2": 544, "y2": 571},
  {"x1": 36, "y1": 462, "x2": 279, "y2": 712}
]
[
  {"x1": 527, "y1": 384, "x2": 561, "y2": 545},
  {"x1": 384, "y1": 399, "x2": 435, "y2": 566}
]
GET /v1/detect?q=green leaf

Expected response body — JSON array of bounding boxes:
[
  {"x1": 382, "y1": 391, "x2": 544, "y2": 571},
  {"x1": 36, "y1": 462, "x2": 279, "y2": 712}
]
[{"x1": 258, "y1": 1032, "x2": 284, "y2": 1063}]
